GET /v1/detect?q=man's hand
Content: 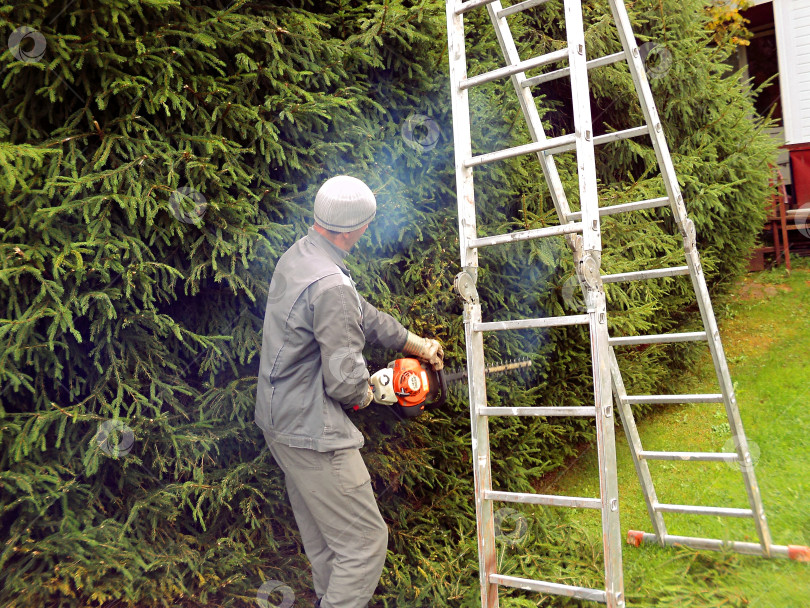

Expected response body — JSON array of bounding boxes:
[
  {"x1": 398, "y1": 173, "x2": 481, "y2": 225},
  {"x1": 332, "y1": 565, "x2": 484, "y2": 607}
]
[
  {"x1": 403, "y1": 331, "x2": 444, "y2": 370},
  {"x1": 350, "y1": 384, "x2": 374, "y2": 411},
  {"x1": 345, "y1": 384, "x2": 375, "y2": 412}
]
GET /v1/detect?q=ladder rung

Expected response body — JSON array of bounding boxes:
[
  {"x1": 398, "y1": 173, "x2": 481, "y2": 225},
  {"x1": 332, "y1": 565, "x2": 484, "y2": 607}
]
[
  {"x1": 602, "y1": 266, "x2": 690, "y2": 283},
  {"x1": 639, "y1": 451, "x2": 739, "y2": 463},
  {"x1": 522, "y1": 51, "x2": 625, "y2": 87},
  {"x1": 609, "y1": 331, "x2": 707, "y2": 346},
  {"x1": 550, "y1": 125, "x2": 649, "y2": 154},
  {"x1": 594, "y1": 125, "x2": 649, "y2": 146},
  {"x1": 654, "y1": 503, "x2": 754, "y2": 518},
  {"x1": 629, "y1": 531, "x2": 804, "y2": 560},
  {"x1": 490, "y1": 574, "x2": 608, "y2": 603},
  {"x1": 474, "y1": 314, "x2": 589, "y2": 332},
  {"x1": 567, "y1": 196, "x2": 669, "y2": 221},
  {"x1": 479, "y1": 406, "x2": 596, "y2": 417},
  {"x1": 469, "y1": 222, "x2": 583, "y2": 248},
  {"x1": 485, "y1": 490, "x2": 602, "y2": 509},
  {"x1": 454, "y1": 0, "x2": 498, "y2": 15},
  {"x1": 459, "y1": 48, "x2": 569, "y2": 90},
  {"x1": 497, "y1": 0, "x2": 554, "y2": 19},
  {"x1": 465, "y1": 133, "x2": 576, "y2": 168},
  {"x1": 624, "y1": 394, "x2": 724, "y2": 404}
]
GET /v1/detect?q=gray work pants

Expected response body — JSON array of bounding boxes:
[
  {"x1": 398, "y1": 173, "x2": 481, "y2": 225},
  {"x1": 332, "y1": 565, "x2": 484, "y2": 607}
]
[{"x1": 266, "y1": 438, "x2": 388, "y2": 608}]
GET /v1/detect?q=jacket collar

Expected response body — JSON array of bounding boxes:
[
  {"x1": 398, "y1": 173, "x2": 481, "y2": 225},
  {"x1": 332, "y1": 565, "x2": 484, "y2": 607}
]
[{"x1": 307, "y1": 226, "x2": 349, "y2": 272}]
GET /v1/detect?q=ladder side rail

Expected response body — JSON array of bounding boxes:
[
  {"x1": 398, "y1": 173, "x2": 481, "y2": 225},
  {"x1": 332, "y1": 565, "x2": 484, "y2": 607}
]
[
  {"x1": 563, "y1": 0, "x2": 624, "y2": 605},
  {"x1": 606, "y1": 0, "x2": 773, "y2": 555},
  {"x1": 609, "y1": 349, "x2": 668, "y2": 542},
  {"x1": 483, "y1": 6, "x2": 625, "y2": 606},
  {"x1": 589, "y1": 308, "x2": 626, "y2": 608},
  {"x1": 603, "y1": 0, "x2": 688, "y2": 225},
  {"x1": 445, "y1": 3, "x2": 499, "y2": 606},
  {"x1": 484, "y1": 2, "x2": 576, "y2": 233}
]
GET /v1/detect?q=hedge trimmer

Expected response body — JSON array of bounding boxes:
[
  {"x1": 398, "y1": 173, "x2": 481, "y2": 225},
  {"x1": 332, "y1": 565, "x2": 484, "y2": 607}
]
[{"x1": 369, "y1": 357, "x2": 531, "y2": 419}]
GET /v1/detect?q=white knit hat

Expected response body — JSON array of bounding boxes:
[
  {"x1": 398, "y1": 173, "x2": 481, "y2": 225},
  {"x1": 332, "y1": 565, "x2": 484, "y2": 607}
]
[{"x1": 313, "y1": 175, "x2": 376, "y2": 232}]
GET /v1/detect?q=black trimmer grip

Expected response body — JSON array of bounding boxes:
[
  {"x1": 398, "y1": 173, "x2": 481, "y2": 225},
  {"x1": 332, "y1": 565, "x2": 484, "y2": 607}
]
[{"x1": 424, "y1": 364, "x2": 448, "y2": 411}]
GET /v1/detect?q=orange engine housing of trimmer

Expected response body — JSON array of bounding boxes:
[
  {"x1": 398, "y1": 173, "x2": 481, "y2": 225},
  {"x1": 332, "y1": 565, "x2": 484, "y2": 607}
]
[
  {"x1": 389, "y1": 358, "x2": 447, "y2": 418},
  {"x1": 392, "y1": 358, "x2": 431, "y2": 408}
]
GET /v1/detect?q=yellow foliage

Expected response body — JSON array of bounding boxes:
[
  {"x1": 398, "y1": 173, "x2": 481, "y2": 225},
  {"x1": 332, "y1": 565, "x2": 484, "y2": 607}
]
[{"x1": 705, "y1": 0, "x2": 753, "y2": 47}]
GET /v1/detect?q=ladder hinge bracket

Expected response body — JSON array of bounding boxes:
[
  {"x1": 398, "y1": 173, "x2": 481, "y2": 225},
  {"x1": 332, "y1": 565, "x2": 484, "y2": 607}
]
[
  {"x1": 454, "y1": 269, "x2": 480, "y2": 305},
  {"x1": 580, "y1": 251, "x2": 603, "y2": 292}
]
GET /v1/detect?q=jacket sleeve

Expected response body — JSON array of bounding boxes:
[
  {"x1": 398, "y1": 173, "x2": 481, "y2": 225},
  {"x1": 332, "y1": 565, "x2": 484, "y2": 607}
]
[
  {"x1": 360, "y1": 295, "x2": 408, "y2": 350},
  {"x1": 311, "y1": 279, "x2": 371, "y2": 407}
]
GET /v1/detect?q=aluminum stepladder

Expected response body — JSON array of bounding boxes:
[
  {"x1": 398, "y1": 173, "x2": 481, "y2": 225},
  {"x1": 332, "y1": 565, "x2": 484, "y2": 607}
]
[{"x1": 446, "y1": 1, "x2": 810, "y2": 607}]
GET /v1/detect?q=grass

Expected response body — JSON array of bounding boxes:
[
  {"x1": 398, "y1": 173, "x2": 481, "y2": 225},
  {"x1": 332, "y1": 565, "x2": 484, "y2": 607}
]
[{"x1": 533, "y1": 257, "x2": 810, "y2": 607}]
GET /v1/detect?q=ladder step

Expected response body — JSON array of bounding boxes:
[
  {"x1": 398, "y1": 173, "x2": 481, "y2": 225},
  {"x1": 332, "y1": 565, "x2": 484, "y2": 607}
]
[
  {"x1": 624, "y1": 394, "x2": 724, "y2": 404},
  {"x1": 654, "y1": 503, "x2": 754, "y2": 518},
  {"x1": 601, "y1": 266, "x2": 690, "y2": 283},
  {"x1": 594, "y1": 125, "x2": 650, "y2": 146},
  {"x1": 609, "y1": 331, "x2": 707, "y2": 346},
  {"x1": 639, "y1": 450, "x2": 738, "y2": 463},
  {"x1": 567, "y1": 196, "x2": 669, "y2": 221},
  {"x1": 454, "y1": 0, "x2": 495, "y2": 15},
  {"x1": 459, "y1": 48, "x2": 569, "y2": 90},
  {"x1": 485, "y1": 490, "x2": 602, "y2": 510},
  {"x1": 497, "y1": 0, "x2": 554, "y2": 19},
  {"x1": 550, "y1": 125, "x2": 649, "y2": 154},
  {"x1": 465, "y1": 133, "x2": 576, "y2": 168},
  {"x1": 454, "y1": 0, "x2": 498, "y2": 15},
  {"x1": 474, "y1": 314, "x2": 589, "y2": 332},
  {"x1": 522, "y1": 51, "x2": 625, "y2": 87},
  {"x1": 479, "y1": 406, "x2": 596, "y2": 417},
  {"x1": 490, "y1": 574, "x2": 608, "y2": 603},
  {"x1": 628, "y1": 531, "x2": 806, "y2": 560},
  {"x1": 469, "y1": 222, "x2": 583, "y2": 248}
]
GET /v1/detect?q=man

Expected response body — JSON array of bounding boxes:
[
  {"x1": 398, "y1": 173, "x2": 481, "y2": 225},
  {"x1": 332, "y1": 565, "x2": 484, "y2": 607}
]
[{"x1": 255, "y1": 175, "x2": 443, "y2": 608}]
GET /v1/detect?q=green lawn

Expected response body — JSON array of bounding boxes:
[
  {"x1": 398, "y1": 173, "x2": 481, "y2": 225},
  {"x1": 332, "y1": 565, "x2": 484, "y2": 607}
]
[{"x1": 538, "y1": 258, "x2": 810, "y2": 607}]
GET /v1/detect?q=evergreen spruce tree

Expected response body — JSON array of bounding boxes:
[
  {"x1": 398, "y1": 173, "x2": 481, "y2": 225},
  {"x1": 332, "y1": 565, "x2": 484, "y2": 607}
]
[{"x1": 0, "y1": 1, "x2": 775, "y2": 607}]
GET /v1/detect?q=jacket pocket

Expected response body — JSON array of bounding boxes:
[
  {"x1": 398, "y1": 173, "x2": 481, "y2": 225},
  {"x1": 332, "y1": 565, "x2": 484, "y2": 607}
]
[
  {"x1": 264, "y1": 384, "x2": 275, "y2": 427},
  {"x1": 322, "y1": 394, "x2": 338, "y2": 433}
]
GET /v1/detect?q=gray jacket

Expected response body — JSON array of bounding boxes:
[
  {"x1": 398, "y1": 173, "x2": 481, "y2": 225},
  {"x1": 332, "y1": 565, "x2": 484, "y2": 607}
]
[{"x1": 255, "y1": 227, "x2": 408, "y2": 451}]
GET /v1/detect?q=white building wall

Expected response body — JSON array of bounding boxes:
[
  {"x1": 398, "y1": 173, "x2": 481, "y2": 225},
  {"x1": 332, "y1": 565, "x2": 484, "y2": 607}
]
[{"x1": 773, "y1": 0, "x2": 810, "y2": 145}]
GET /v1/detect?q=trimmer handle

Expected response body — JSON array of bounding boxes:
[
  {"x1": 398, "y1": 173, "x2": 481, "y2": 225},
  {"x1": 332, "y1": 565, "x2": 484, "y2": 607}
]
[{"x1": 423, "y1": 363, "x2": 448, "y2": 411}]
